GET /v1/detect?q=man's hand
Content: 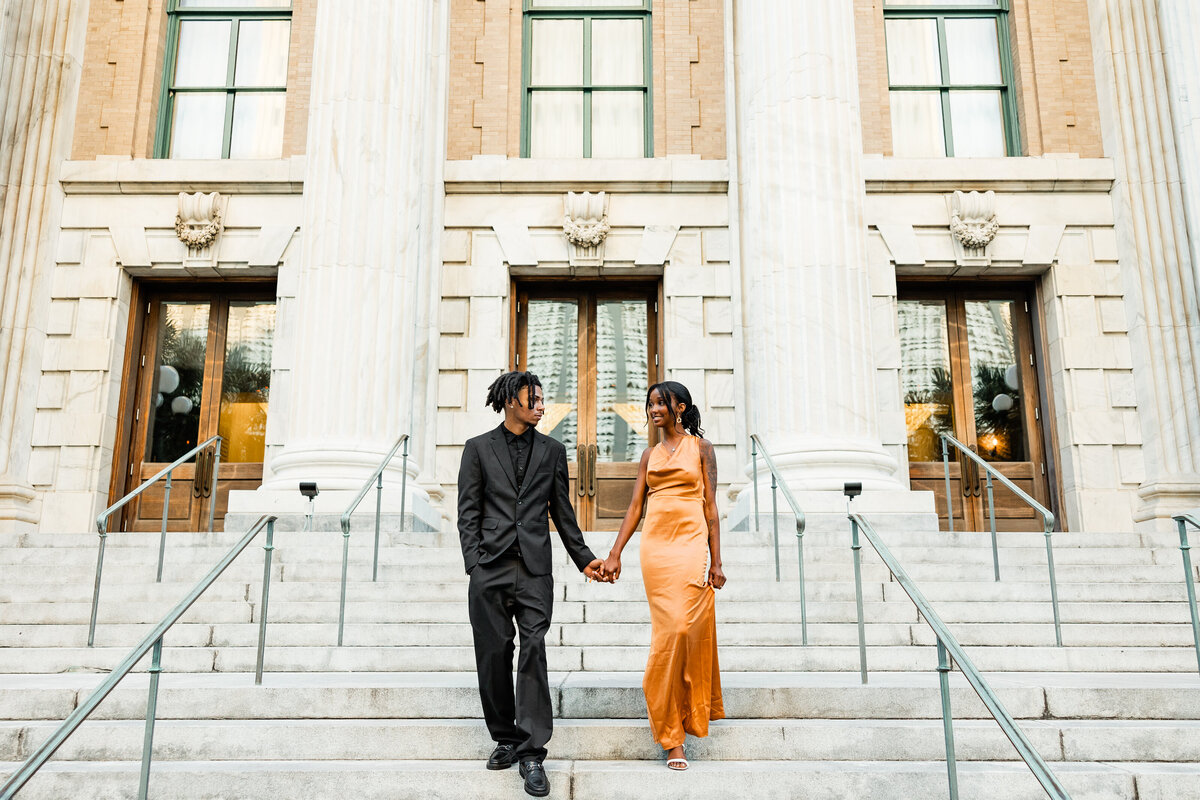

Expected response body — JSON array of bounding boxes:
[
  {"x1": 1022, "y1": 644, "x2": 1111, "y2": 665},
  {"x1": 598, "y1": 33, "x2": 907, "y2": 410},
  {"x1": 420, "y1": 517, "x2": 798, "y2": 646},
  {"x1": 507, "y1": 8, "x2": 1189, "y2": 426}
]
[{"x1": 584, "y1": 558, "x2": 613, "y2": 583}]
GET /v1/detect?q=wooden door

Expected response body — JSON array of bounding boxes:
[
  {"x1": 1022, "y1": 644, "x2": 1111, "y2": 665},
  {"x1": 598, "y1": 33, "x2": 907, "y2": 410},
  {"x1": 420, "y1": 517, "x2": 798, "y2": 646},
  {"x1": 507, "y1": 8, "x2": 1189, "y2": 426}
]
[
  {"x1": 900, "y1": 287, "x2": 1053, "y2": 531},
  {"x1": 122, "y1": 287, "x2": 275, "y2": 532},
  {"x1": 515, "y1": 283, "x2": 660, "y2": 530}
]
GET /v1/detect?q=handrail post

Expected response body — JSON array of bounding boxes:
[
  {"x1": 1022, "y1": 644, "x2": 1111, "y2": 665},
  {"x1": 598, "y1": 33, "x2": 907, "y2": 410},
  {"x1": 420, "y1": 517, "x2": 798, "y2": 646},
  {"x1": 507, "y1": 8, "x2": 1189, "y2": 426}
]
[
  {"x1": 88, "y1": 520, "x2": 108, "y2": 648},
  {"x1": 752, "y1": 438, "x2": 760, "y2": 535},
  {"x1": 1044, "y1": 520, "x2": 1063, "y2": 647},
  {"x1": 372, "y1": 472, "x2": 383, "y2": 582},
  {"x1": 338, "y1": 519, "x2": 351, "y2": 646},
  {"x1": 795, "y1": 519, "x2": 808, "y2": 646},
  {"x1": 137, "y1": 637, "x2": 164, "y2": 800},
  {"x1": 770, "y1": 473, "x2": 780, "y2": 582},
  {"x1": 985, "y1": 471, "x2": 999, "y2": 581},
  {"x1": 941, "y1": 436, "x2": 954, "y2": 533},
  {"x1": 1177, "y1": 518, "x2": 1200, "y2": 675},
  {"x1": 936, "y1": 637, "x2": 960, "y2": 800},
  {"x1": 157, "y1": 470, "x2": 172, "y2": 583},
  {"x1": 255, "y1": 519, "x2": 275, "y2": 685},
  {"x1": 400, "y1": 436, "x2": 409, "y2": 532},
  {"x1": 207, "y1": 440, "x2": 221, "y2": 534},
  {"x1": 850, "y1": 514, "x2": 868, "y2": 684}
]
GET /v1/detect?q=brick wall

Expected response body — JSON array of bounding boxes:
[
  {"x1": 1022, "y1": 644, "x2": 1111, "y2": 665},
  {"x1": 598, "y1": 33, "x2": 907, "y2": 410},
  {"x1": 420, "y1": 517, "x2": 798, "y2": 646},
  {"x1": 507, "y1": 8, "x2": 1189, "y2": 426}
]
[
  {"x1": 448, "y1": 0, "x2": 726, "y2": 160},
  {"x1": 72, "y1": 0, "x2": 317, "y2": 159},
  {"x1": 854, "y1": 0, "x2": 1103, "y2": 157}
]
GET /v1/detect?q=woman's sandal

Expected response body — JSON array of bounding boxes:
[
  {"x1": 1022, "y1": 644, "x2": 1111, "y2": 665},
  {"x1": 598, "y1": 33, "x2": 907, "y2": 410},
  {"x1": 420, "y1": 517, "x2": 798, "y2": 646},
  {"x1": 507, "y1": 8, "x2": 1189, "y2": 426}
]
[{"x1": 666, "y1": 747, "x2": 688, "y2": 771}]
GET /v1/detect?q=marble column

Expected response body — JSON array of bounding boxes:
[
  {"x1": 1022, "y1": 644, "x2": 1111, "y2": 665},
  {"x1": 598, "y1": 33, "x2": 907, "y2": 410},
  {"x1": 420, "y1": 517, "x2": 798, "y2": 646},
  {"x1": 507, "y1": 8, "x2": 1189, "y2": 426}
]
[
  {"x1": 0, "y1": 0, "x2": 86, "y2": 531},
  {"x1": 731, "y1": 1, "x2": 903, "y2": 498},
  {"x1": 1089, "y1": 0, "x2": 1200, "y2": 526},
  {"x1": 1159, "y1": 1, "x2": 1200, "y2": 328},
  {"x1": 256, "y1": 1, "x2": 443, "y2": 526}
]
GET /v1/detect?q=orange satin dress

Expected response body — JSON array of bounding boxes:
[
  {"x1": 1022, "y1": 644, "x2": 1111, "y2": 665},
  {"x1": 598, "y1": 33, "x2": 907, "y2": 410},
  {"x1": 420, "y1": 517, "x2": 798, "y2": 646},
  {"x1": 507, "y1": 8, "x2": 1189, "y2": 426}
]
[{"x1": 639, "y1": 435, "x2": 724, "y2": 749}]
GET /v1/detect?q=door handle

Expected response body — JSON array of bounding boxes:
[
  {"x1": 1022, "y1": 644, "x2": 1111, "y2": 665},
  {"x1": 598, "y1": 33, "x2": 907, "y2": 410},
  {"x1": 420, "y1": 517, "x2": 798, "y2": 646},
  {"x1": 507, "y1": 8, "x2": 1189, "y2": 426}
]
[
  {"x1": 204, "y1": 446, "x2": 216, "y2": 498},
  {"x1": 587, "y1": 444, "x2": 597, "y2": 498},
  {"x1": 193, "y1": 450, "x2": 207, "y2": 499},
  {"x1": 576, "y1": 444, "x2": 587, "y2": 498}
]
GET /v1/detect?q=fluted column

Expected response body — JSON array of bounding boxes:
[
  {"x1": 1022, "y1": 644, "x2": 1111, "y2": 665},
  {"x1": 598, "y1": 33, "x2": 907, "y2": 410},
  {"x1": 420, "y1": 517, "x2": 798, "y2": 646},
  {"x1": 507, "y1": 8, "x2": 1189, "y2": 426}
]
[
  {"x1": 1159, "y1": 0, "x2": 1200, "y2": 315},
  {"x1": 263, "y1": 2, "x2": 442, "y2": 501},
  {"x1": 0, "y1": 0, "x2": 86, "y2": 530},
  {"x1": 732, "y1": 1, "x2": 901, "y2": 493},
  {"x1": 1089, "y1": 0, "x2": 1200, "y2": 526}
]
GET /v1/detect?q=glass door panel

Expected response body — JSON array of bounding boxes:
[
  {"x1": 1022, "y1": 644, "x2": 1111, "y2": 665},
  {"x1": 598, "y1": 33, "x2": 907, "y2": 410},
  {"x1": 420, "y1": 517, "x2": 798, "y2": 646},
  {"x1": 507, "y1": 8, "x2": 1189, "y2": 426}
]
[
  {"x1": 593, "y1": 298, "x2": 650, "y2": 528},
  {"x1": 900, "y1": 287, "x2": 1052, "y2": 532},
  {"x1": 517, "y1": 284, "x2": 659, "y2": 530},
  {"x1": 123, "y1": 288, "x2": 275, "y2": 532}
]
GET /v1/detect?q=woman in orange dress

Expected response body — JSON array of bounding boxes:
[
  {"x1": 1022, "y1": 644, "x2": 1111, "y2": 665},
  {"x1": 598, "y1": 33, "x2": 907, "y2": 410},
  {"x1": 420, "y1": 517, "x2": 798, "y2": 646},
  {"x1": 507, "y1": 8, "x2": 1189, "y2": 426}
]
[{"x1": 601, "y1": 380, "x2": 725, "y2": 770}]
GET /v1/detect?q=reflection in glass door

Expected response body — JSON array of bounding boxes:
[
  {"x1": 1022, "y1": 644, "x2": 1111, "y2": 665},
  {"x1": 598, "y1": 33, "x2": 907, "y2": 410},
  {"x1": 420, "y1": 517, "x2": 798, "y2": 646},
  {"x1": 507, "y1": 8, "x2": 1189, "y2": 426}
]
[
  {"x1": 900, "y1": 287, "x2": 1052, "y2": 531},
  {"x1": 517, "y1": 284, "x2": 659, "y2": 530},
  {"x1": 123, "y1": 287, "x2": 275, "y2": 532}
]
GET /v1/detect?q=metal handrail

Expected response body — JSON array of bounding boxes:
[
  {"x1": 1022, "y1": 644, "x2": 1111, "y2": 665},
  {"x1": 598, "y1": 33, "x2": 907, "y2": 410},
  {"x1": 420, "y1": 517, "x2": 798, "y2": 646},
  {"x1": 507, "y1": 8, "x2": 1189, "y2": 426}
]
[
  {"x1": 940, "y1": 433, "x2": 1062, "y2": 646},
  {"x1": 749, "y1": 434, "x2": 808, "y2": 645},
  {"x1": 1172, "y1": 511, "x2": 1200, "y2": 674},
  {"x1": 1, "y1": 515, "x2": 278, "y2": 800},
  {"x1": 89, "y1": 435, "x2": 223, "y2": 647},
  {"x1": 848, "y1": 512, "x2": 1070, "y2": 800},
  {"x1": 337, "y1": 433, "x2": 410, "y2": 646}
]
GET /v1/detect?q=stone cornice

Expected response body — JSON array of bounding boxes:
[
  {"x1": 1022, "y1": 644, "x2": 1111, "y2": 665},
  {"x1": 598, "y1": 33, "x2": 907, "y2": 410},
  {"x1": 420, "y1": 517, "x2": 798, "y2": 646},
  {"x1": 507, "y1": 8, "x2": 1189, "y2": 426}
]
[
  {"x1": 864, "y1": 156, "x2": 1116, "y2": 193},
  {"x1": 59, "y1": 157, "x2": 306, "y2": 195},
  {"x1": 444, "y1": 157, "x2": 729, "y2": 193}
]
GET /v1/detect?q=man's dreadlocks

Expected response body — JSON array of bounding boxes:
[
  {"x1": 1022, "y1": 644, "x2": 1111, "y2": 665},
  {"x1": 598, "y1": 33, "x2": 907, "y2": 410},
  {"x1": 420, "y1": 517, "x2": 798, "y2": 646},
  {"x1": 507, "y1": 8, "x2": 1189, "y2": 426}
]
[{"x1": 485, "y1": 371, "x2": 543, "y2": 413}]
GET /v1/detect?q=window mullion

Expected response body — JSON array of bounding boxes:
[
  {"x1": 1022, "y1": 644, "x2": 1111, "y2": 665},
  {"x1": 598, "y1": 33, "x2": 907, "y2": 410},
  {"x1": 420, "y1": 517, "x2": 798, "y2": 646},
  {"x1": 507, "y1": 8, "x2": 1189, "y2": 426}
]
[
  {"x1": 222, "y1": 19, "x2": 240, "y2": 159},
  {"x1": 936, "y1": 15, "x2": 954, "y2": 157},
  {"x1": 583, "y1": 17, "x2": 592, "y2": 158}
]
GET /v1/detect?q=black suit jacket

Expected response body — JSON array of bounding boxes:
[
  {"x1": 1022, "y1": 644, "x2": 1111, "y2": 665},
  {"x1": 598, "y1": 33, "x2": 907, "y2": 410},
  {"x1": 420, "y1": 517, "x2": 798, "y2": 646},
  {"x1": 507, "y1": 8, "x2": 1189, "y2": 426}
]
[{"x1": 457, "y1": 424, "x2": 596, "y2": 576}]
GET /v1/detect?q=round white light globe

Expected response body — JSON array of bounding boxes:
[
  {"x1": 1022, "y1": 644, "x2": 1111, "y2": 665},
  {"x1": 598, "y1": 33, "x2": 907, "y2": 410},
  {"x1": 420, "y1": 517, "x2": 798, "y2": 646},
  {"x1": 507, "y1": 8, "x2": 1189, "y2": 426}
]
[
  {"x1": 1004, "y1": 365, "x2": 1019, "y2": 391},
  {"x1": 155, "y1": 393, "x2": 164, "y2": 408},
  {"x1": 158, "y1": 365, "x2": 181, "y2": 394},
  {"x1": 992, "y1": 393, "x2": 1014, "y2": 413},
  {"x1": 170, "y1": 395, "x2": 194, "y2": 415}
]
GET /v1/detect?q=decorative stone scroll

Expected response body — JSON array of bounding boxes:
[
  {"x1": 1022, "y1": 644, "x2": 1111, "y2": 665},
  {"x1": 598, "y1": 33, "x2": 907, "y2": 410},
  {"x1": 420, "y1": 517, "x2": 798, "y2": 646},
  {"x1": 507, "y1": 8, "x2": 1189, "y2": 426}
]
[
  {"x1": 948, "y1": 190, "x2": 998, "y2": 265},
  {"x1": 175, "y1": 191, "x2": 225, "y2": 268},
  {"x1": 563, "y1": 191, "x2": 610, "y2": 267}
]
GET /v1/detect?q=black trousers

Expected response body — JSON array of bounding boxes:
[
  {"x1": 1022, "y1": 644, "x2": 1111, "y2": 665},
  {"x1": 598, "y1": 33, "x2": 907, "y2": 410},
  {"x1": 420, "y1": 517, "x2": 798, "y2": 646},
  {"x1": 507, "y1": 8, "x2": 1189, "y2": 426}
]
[{"x1": 467, "y1": 555, "x2": 555, "y2": 762}]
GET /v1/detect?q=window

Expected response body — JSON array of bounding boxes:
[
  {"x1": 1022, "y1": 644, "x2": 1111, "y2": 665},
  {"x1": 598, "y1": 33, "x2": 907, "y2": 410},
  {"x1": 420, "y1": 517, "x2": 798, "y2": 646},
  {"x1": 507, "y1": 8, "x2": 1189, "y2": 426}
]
[
  {"x1": 156, "y1": 0, "x2": 292, "y2": 159},
  {"x1": 522, "y1": 0, "x2": 652, "y2": 158},
  {"x1": 883, "y1": 0, "x2": 1018, "y2": 157}
]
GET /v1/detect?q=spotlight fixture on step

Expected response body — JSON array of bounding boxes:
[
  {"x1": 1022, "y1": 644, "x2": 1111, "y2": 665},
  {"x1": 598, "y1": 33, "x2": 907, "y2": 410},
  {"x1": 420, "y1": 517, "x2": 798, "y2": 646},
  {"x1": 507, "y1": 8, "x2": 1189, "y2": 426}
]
[
  {"x1": 844, "y1": 481, "x2": 863, "y2": 516},
  {"x1": 299, "y1": 482, "x2": 318, "y2": 531}
]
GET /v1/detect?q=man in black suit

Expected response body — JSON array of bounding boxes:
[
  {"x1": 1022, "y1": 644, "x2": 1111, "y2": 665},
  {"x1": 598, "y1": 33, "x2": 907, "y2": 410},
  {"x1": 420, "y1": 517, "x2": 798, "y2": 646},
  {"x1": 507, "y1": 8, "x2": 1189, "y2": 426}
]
[{"x1": 457, "y1": 370, "x2": 608, "y2": 797}]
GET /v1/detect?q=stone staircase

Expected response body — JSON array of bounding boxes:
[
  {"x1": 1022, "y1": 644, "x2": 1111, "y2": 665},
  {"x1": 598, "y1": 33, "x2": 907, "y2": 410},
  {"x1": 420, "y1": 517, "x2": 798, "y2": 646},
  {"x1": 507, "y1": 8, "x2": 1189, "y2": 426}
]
[{"x1": 2, "y1": 521, "x2": 1200, "y2": 798}]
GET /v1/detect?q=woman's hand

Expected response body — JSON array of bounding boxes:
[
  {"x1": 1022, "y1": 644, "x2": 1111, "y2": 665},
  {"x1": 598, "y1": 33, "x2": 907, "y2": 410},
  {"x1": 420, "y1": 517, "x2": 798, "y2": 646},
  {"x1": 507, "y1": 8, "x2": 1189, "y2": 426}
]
[
  {"x1": 602, "y1": 553, "x2": 622, "y2": 582},
  {"x1": 708, "y1": 562, "x2": 726, "y2": 590}
]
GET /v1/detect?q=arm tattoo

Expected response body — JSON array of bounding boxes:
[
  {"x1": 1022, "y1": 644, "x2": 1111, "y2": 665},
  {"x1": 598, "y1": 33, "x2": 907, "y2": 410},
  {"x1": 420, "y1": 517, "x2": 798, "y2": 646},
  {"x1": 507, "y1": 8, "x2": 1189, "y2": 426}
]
[{"x1": 702, "y1": 440, "x2": 719, "y2": 531}]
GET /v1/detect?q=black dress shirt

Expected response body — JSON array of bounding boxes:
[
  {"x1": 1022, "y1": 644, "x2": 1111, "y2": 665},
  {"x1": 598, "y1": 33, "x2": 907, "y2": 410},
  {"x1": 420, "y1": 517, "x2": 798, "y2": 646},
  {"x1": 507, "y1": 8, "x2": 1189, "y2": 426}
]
[
  {"x1": 503, "y1": 425, "x2": 535, "y2": 490},
  {"x1": 499, "y1": 425, "x2": 534, "y2": 558}
]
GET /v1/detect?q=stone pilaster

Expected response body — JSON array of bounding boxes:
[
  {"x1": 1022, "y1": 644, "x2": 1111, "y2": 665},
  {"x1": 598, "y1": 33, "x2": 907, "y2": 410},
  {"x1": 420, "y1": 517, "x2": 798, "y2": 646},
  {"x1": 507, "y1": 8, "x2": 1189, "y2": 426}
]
[
  {"x1": 731, "y1": 1, "x2": 904, "y2": 500},
  {"x1": 0, "y1": 0, "x2": 86, "y2": 531},
  {"x1": 242, "y1": 1, "x2": 446, "y2": 529},
  {"x1": 1159, "y1": 0, "x2": 1200, "y2": 328},
  {"x1": 1089, "y1": 0, "x2": 1200, "y2": 527}
]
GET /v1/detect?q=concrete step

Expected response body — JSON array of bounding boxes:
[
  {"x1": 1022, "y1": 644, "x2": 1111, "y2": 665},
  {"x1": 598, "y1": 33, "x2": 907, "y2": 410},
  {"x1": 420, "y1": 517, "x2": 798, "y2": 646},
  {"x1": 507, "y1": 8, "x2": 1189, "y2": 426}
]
[
  {"x1": 8, "y1": 620, "x2": 1199, "y2": 652},
  {"x1": 5, "y1": 718, "x2": 1200, "y2": 763},
  {"x1": 5, "y1": 672, "x2": 1200, "y2": 722},
  {"x1": 4, "y1": 758, "x2": 1198, "y2": 799}
]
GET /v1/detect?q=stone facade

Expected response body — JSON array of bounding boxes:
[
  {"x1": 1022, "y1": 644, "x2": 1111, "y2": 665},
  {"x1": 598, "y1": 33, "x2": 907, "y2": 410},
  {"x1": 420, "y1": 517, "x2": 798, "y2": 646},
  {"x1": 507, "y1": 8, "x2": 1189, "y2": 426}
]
[{"x1": 4, "y1": 0, "x2": 1200, "y2": 535}]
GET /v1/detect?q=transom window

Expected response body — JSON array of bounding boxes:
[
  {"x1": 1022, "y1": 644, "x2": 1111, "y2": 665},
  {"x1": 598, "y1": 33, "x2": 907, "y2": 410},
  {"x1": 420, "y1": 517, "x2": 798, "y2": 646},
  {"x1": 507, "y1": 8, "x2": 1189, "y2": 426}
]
[
  {"x1": 522, "y1": 0, "x2": 652, "y2": 158},
  {"x1": 156, "y1": 0, "x2": 292, "y2": 159},
  {"x1": 883, "y1": 0, "x2": 1019, "y2": 157}
]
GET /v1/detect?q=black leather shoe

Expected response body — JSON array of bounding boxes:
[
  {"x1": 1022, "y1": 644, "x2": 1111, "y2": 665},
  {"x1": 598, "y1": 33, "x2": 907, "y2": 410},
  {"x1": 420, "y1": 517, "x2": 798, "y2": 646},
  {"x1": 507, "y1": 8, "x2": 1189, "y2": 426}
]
[
  {"x1": 487, "y1": 743, "x2": 516, "y2": 770},
  {"x1": 519, "y1": 760, "x2": 550, "y2": 797}
]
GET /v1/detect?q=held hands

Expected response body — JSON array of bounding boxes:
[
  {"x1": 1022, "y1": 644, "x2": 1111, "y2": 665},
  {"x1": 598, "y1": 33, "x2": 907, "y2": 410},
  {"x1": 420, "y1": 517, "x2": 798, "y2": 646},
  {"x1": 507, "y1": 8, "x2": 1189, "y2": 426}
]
[
  {"x1": 601, "y1": 553, "x2": 622, "y2": 583},
  {"x1": 584, "y1": 558, "x2": 615, "y2": 583},
  {"x1": 708, "y1": 562, "x2": 727, "y2": 590}
]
